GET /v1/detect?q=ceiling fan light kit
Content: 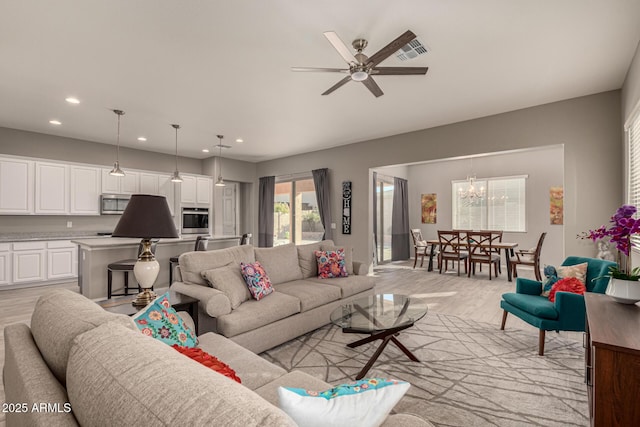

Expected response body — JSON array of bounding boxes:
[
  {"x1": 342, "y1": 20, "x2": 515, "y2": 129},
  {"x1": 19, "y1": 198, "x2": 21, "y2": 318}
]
[{"x1": 292, "y1": 29, "x2": 428, "y2": 97}]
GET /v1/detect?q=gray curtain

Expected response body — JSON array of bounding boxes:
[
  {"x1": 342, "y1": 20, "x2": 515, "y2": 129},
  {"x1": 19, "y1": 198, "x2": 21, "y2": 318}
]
[
  {"x1": 372, "y1": 171, "x2": 378, "y2": 264},
  {"x1": 258, "y1": 176, "x2": 275, "y2": 247},
  {"x1": 391, "y1": 177, "x2": 410, "y2": 260},
  {"x1": 312, "y1": 168, "x2": 332, "y2": 241}
]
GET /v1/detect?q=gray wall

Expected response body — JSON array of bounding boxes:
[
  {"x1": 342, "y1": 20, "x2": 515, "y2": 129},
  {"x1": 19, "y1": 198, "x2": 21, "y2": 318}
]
[
  {"x1": 256, "y1": 91, "x2": 622, "y2": 265},
  {"x1": 623, "y1": 40, "x2": 640, "y2": 122},
  {"x1": 395, "y1": 146, "x2": 564, "y2": 266}
]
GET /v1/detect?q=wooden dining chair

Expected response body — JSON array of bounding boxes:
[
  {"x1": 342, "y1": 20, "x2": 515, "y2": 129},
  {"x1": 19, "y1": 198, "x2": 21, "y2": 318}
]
[
  {"x1": 437, "y1": 230, "x2": 468, "y2": 276},
  {"x1": 488, "y1": 230, "x2": 503, "y2": 273},
  {"x1": 510, "y1": 232, "x2": 547, "y2": 281},
  {"x1": 466, "y1": 231, "x2": 500, "y2": 280},
  {"x1": 410, "y1": 229, "x2": 429, "y2": 269}
]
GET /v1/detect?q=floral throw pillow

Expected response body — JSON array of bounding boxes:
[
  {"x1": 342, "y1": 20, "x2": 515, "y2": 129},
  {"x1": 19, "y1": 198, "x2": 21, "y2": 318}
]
[
  {"x1": 172, "y1": 345, "x2": 241, "y2": 383},
  {"x1": 548, "y1": 277, "x2": 586, "y2": 302},
  {"x1": 133, "y1": 292, "x2": 197, "y2": 347},
  {"x1": 556, "y1": 262, "x2": 588, "y2": 285},
  {"x1": 278, "y1": 378, "x2": 410, "y2": 427},
  {"x1": 315, "y1": 249, "x2": 348, "y2": 279},
  {"x1": 240, "y1": 261, "x2": 274, "y2": 300}
]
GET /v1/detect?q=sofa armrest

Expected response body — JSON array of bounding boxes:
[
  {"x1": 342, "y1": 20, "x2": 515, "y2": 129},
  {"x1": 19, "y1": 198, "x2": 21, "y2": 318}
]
[
  {"x1": 516, "y1": 278, "x2": 543, "y2": 295},
  {"x1": 353, "y1": 261, "x2": 370, "y2": 276},
  {"x1": 170, "y1": 281, "x2": 232, "y2": 318}
]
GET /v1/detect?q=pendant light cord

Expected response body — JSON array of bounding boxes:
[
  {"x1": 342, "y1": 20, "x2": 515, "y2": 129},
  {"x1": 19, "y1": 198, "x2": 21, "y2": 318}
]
[{"x1": 174, "y1": 125, "x2": 179, "y2": 169}]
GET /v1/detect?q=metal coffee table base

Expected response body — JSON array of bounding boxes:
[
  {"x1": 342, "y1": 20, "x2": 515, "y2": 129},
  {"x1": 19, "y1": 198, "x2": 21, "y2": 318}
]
[{"x1": 344, "y1": 323, "x2": 420, "y2": 380}]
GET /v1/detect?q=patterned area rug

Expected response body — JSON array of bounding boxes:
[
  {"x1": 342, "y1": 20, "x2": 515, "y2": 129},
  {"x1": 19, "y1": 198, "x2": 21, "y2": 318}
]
[{"x1": 261, "y1": 313, "x2": 588, "y2": 427}]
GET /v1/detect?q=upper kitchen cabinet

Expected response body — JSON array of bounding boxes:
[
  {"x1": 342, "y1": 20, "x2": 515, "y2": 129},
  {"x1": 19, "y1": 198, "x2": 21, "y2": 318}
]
[
  {"x1": 35, "y1": 162, "x2": 69, "y2": 214},
  {"x1": 101, "y1": 169, "x2": 139, "y2": 195},
  {"x1": 180, "y1": 175, "x2": 211, "y2": 206},
  {"x1": 140, "y1": 173, "x2": 159, "y2": 195},
  {"x1": 0, "y1": 157, "x2": 34, "y2": 214},
  {"x1": 70, "y1": 166, "x2": 101, "y2": 215}
]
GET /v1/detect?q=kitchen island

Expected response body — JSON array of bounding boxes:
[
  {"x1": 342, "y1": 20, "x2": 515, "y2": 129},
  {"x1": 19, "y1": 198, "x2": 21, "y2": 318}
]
[{"x1": 72, "y1": 235, "x2": 240, "y2": 299}]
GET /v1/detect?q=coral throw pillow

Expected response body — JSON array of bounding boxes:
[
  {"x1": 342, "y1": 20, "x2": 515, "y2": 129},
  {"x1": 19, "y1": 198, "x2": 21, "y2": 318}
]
[
  {"x1": 315, "y1": 249, "x2": 348, "y2": 279},
  {"x1": 548, "y1": 277, "x2": 586, "y2": 302},
  {"x1": 240, "y1": 261, "x2": 274, "y2": 300},
  {"x1": 172, "y1": 345, "x2": 241, "y2": 383}
]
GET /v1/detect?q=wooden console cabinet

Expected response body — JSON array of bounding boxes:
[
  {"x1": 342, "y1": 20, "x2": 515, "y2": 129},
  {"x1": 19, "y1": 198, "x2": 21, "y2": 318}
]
[{"x1": 584, "y1": 293, "x2": 640, "y2": 426}]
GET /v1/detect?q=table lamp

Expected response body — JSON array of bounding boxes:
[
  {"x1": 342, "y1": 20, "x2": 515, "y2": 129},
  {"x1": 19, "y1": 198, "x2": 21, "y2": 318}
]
[{"x1": 112, "y1": 194, "x2": 179, "y2": 307}]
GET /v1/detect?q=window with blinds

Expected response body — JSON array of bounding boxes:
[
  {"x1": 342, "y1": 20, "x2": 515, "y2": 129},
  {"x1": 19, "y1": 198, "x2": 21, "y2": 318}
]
[
  {"x1": 452, "y1": 176, "x2": 527, "y2": 232},
  {"x1": 626, "y1": 107, "x2": 640, "y2": 247}
]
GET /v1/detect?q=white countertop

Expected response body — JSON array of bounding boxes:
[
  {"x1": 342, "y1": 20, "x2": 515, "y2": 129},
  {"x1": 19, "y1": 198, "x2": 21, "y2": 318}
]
[{"x1": 71, "y1": 235, "x2": 241, "y2": 248}]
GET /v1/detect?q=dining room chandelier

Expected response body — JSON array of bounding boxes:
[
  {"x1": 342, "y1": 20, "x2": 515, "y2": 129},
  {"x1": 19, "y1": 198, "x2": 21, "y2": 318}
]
[{"x1": 458, "y1": 175, "x2": 485, "y2": 200}]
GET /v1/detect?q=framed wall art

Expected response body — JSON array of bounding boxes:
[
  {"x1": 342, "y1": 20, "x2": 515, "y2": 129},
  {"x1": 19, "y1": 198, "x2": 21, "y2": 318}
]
[
  {"x1": 550, "y1": 186, "x2": 563, "y2": 225},
  {"x1": 421, "y1": 193, "x2": 437, "y2": 224}
]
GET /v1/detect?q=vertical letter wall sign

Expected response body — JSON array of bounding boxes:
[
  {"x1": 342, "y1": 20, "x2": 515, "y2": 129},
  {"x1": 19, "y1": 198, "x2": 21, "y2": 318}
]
[{"x1": 342, "y1": 181, "x2": 352, "y2": 234}]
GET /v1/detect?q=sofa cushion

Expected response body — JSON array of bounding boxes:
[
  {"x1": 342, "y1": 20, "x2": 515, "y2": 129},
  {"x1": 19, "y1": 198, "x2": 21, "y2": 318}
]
[
  {"x1": 198, "y1": 332, "x2": 287, "y2": 391},
  {"x1": 307, "y1": 275, "x2": 375, "y2": 298},
  {"x1": 202, "y1": 264, "x2": 251, "y2": 309},
  {"x1": 501, "y1": 293, "x2": 559, "y2": 320},
  {"x1": 67, "y1": 323, "x2": 296, "y2": 427},
  {"x1": 180, "y1": 245, "x2": 255, "y2": 286},
  {"x1": 275, "y1": 280, "x2": 342, "y2": 312},
  {"x1": 297, "y1": 240, "x2": 333, "y2": 278},
  {"x1": 321, "y1": 243, "x2": 354, "y2": 275},
  {"x1": 255, "y1": 243, "x2": 304, "y2": 285},
  {"x1": 132, "y1": 292, "x2": 197, "y2": 347},
  {"x1": 30, "y1": 288, "x2": 136, "y2": 385},
  {"x1": 217, "y1": 292, "x2": 301, "y2": 338}
]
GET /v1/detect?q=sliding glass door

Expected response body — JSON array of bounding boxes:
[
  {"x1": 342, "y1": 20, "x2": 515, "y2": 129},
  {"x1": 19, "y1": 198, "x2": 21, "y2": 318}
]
[
  {"x1": 375, "y1": 177, "x2": 394, "y2": 263},
  {"x1": 274, "y1": 178, "x2": 324, "y2": 246}
]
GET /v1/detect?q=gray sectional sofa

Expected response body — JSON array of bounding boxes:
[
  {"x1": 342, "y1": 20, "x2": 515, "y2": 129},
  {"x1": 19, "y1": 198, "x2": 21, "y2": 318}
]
[
  {"x1": 171, "y1": 240, "x2": 376, "y2": 353},
  {"x1": 3, "y1": 288, "x2": 432, "y2": 426}
]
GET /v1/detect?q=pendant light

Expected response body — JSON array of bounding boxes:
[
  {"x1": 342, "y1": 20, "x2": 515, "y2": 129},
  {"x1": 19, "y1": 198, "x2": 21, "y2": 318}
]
[
  {"x1": 215, "y1": 134, "x2": 225, "y2": 187},
  {"x1": 170, "y1": 124, "x2": 183, "y2": 183},
  {"x1": 109, "y1": 109, "x2": 126, "y2": 176}
]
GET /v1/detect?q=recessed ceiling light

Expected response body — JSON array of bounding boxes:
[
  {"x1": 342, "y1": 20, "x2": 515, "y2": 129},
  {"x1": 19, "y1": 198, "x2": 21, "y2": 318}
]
[
  {"x1": 49, "y1": 120, "x2": 62, "y2": 125},
  {"x1": 235, "y1": 138, "x2": 244, "y2": 143},
  {"x1": 202, "y1": 149, "x2": 210, "y2": 153},
  {"x1": 65, "y1": 97, "x2": 80, "y2": 104},
  {"x1": 137, "y1": 137, "x2": 147, "y2": 142}
]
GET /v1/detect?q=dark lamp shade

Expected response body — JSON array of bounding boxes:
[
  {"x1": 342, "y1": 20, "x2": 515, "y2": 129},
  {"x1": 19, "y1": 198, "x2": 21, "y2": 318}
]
[{"x1": 112, "y1": 194, "x2": 179, "y2": 239}]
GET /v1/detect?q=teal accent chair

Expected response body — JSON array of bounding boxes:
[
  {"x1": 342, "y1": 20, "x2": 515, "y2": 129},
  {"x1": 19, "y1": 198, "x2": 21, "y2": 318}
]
[{"x1": 500, "y1": 256, "x2": 616, "y2": 355}]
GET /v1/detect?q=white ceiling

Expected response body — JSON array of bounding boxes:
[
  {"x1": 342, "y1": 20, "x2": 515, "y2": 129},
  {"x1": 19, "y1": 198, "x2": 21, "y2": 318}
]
[{"x1": 1, "y1": 1, "x2": 639, "y2": 162}]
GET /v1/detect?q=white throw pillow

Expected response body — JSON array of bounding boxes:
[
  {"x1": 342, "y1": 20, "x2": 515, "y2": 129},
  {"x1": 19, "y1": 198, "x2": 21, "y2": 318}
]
[{"x1": 277, "y1": 378, "x2": 410, "y2": 427}]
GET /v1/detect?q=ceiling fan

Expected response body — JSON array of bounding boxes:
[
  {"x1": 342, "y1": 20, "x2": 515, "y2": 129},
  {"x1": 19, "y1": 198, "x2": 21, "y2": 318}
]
[{"x1": 292, "y1": 30, "x2": 428, "y2": 98}]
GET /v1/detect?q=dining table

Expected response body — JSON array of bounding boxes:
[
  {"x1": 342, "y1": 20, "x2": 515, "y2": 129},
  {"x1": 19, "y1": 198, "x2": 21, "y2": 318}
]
[{"x1": 425, "y1": 239, "x2": 519, "y2": 281}]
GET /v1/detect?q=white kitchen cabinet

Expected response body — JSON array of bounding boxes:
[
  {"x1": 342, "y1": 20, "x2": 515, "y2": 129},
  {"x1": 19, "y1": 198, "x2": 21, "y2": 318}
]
[
  {"x1": 0, "y1": 157, "x2": 34, "y2": 214},
  {"x1": 70, "y1": 166, "x2": 101, "y2": 215},
  {"x1": 101, "y1": 169, "x2": 140, "y2": 194},
  {"x1": 12, "y1": 242, "x2": 46, "y2": 284},
  {"x1": 35, "y1": 162, "x2": 69, "y2": 214},
  {"x1": 196, "y1": 177, "x2": 211, "y2": 205},
  {"x1": 47, "y1": 240, "x2": 77, "y2": 280},
  {"x1": 0, "y1": 243, "x2": 10, "y2": 286},
  {"x1": 139, "y1": 173, "x2": 159, "y2": 195},
  {"x1": 180, "y1": 175, "x2": 197, "y2": 204},
  {"x1": 158, "y1": 174, "x2": 175, "y2": 216}
]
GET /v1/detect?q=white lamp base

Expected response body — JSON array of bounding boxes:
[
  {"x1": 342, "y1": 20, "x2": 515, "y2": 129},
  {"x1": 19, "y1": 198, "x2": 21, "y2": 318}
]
[{"x1": 132, "y1": 244, "x2": 160, "y2": 307}]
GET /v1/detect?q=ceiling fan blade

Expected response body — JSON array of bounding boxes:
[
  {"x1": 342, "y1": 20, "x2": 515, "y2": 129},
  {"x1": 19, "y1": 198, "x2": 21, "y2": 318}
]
[
  {"x1": 322, "y1": 75, "x2": 352, "y2": 96},
  {"x1": 291, "y1": 67, "x2": 349, "y2": 73},
  {"x1": 372, "y1": 67, "x2": 429, "y2": 75},
  {"x1": 367, "y1": 30, "x2": 417, "y2": 67},
  {"x1": 323, "y1": 31, "x2": 358, "y2": 64},
  {"x1": 362, "y1": 76, "x2": 384, "y2": 98}
]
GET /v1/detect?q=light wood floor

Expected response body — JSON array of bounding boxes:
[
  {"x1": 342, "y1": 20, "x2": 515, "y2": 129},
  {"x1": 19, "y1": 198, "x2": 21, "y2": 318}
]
[{"x1": 0, "y1": 261, "x2": 580, "y2": 426}]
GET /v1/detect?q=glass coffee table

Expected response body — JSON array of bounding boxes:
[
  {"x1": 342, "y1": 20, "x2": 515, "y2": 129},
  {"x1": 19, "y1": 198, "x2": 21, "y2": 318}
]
[{"x1": 330, "y1": 293, "x2": 428, "y2": 380}]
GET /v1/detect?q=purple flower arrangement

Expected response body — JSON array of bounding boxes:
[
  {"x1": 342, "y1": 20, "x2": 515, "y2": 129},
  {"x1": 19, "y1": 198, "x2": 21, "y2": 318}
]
[{"x1": 579, "y1": 204, "x2": 640, "y2": 279}]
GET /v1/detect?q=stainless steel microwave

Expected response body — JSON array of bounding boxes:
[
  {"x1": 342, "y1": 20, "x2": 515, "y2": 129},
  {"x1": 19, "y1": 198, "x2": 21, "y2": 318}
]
[
  {"x1": 182, "y1": 207, "x2": 209, "y2": 234},
  {"x1": 100, "y1": 194, "x2": 130, "y2": 215}
]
